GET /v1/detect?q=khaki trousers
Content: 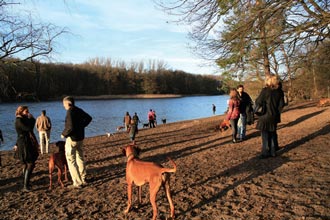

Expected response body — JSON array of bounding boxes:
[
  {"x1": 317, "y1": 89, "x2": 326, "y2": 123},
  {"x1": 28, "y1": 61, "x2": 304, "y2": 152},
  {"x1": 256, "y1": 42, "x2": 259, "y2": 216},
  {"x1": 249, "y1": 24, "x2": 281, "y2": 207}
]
[
  {"x1": 39, "y1": 131, "x2": 50, "y2": 154},
  {"x1": 65, "y1": 137, "x2": 86, "y2": 186}
]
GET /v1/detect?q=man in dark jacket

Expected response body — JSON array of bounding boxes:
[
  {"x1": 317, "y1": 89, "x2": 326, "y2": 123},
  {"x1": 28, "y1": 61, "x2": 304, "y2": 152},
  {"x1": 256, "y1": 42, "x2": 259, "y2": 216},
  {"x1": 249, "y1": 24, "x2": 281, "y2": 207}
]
[
  {"x1": 237, "y1": 85, "x2": 253, "y2": 141},
  {"x1": 61, "y1": 96, "x2": 92, "y2": 188}
]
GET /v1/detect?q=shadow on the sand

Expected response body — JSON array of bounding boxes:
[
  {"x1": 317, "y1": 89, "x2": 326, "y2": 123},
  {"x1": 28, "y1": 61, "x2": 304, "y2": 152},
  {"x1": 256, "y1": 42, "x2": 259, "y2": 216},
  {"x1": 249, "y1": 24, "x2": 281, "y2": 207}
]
[
  {"x1": 279, "y1": 110, "x2": 326, "y2": 129},
  {"x1": 179, "y1": 124, "x2": 330, "y2": 217}
]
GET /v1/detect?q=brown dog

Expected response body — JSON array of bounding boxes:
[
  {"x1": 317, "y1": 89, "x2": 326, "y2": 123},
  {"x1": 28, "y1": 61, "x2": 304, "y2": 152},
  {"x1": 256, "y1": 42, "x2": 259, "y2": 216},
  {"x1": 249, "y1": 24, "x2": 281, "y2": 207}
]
[
  {"x1": 317, "y1": 98, "x2": 330, "y2": 107},
  {"x1": 219, "y1": 119, "x2": 231, "y2": 132},
  {"x1": 122, "y1": 144, "x2": 176, "y2": 220},
  {"x1": 49, "y1": 141, "x2": 68, "y2": 189}
]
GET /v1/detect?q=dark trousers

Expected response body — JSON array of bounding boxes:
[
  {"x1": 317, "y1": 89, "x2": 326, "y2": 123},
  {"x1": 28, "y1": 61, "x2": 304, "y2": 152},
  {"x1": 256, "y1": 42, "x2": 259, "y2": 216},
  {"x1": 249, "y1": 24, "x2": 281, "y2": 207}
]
[
  {"x1": 149, "y1": 120, "x2": 155, "y2": 128},
  {"x1": 261, "y1": 130, "x2": 276, "y2": 156},
  {"x1": 230, "y1": 118, "x2": 239, "y2": 140}
]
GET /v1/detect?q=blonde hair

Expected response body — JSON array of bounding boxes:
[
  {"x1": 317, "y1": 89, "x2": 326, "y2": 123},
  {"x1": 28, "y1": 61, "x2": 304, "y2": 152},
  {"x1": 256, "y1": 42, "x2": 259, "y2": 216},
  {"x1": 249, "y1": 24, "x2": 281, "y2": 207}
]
[
  {"x1": 15, "y1": 105, "x2": 28, "y2": 117},
  {"x1": 63, "y1": 96, "x2": 75, "y2": 106},
  {"x1": 229, "y1": 88, "x2": 238, "y2": 99},
  {"x1": 265, "y1": 74, "x2": 279, "y2": 89}
]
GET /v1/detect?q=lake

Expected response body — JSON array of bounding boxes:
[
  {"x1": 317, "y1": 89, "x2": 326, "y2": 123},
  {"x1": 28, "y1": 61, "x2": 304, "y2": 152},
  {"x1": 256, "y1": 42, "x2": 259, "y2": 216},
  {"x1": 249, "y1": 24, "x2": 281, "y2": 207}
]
[{"x1": 0, "y1": 95, "x2": 229, "y2": 151}]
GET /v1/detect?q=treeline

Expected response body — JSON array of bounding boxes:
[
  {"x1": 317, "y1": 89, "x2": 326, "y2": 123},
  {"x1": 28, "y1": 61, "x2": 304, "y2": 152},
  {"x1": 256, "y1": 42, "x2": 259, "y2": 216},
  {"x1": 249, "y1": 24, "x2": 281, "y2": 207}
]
[{"x1": 1, "y1": 60, "x2": 223, "y2": 101}]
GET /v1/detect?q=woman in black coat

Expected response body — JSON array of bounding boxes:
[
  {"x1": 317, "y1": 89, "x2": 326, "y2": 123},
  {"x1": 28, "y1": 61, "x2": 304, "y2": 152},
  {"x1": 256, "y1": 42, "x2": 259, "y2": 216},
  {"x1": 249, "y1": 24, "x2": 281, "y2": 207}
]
[
  {"x1": 255, "y1": 75, "x2": 285, "y2": 158},
  {"x1": 15, "y1": 106, "x2": 39, "y2": 192}
]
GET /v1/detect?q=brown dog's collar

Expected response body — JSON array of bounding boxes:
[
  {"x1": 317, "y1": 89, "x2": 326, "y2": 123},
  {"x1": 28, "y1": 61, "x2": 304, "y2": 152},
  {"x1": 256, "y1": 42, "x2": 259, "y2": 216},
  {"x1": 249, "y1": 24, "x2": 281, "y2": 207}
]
[{"x1": 127, "y1": 152, "x2": 135, "y2": 161}]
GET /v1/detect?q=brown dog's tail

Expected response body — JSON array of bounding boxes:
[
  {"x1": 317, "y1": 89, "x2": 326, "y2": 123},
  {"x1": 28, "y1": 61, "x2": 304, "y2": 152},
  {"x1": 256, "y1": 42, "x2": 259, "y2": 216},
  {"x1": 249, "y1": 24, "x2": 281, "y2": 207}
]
[{"x1": 161, "y1": 157, "x2": 177, "y2": 173}]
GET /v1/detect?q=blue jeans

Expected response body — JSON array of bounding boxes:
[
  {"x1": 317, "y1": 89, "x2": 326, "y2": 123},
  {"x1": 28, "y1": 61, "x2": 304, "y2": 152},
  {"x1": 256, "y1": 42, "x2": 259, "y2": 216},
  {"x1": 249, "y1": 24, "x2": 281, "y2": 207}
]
[{"x1": 237, "y1": 113, "x2": 247, "y2": 139}]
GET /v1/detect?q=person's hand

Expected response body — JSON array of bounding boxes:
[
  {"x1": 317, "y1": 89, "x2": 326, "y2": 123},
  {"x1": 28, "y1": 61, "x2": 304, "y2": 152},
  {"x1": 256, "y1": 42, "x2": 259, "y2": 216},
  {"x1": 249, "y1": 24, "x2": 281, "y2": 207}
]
[
  {"x1": 13, "y1": 145, "x2": 17, "y2": 151},
  {"x1": 61, "y1": 135, "x2": 65, "y2": 139}
]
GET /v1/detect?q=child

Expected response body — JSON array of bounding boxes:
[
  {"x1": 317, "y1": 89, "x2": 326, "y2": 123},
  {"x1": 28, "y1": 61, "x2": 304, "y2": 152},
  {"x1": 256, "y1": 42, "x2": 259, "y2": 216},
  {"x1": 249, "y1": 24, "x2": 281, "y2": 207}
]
[{"x1": 128, "y1": 119, "x2": 137, "y2": 145}]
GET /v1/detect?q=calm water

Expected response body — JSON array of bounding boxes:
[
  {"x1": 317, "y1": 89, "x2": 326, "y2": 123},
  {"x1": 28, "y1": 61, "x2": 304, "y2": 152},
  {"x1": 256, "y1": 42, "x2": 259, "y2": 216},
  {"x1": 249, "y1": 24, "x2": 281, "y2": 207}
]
[{"x1": 0, "y1": 95, "x2": 229, "y2": 151}]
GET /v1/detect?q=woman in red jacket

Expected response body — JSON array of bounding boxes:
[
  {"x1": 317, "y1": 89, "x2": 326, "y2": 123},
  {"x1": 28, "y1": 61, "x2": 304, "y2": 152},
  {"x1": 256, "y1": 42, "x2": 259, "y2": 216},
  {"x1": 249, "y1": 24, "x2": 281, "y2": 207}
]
[{"x1": 226, "y1": 88, "x2": 240, "y2": 143}]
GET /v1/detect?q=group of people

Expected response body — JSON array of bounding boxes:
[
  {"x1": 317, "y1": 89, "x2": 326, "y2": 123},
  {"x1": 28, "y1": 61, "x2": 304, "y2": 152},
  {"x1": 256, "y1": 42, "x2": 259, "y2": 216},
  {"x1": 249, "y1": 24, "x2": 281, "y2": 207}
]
[
  {"x1": 226, "y1": 74, "x2": 285, "y2": 158},
  {"x1": 226, "y1": 84, "x2": 253, "y2": 143},
  {"x1": 13, "y1": 96, "x2": 92, "y2": 191},
  {"x1": 148, "y1": 109, "x2": 157, "y2": 128},
  {"x1": 122, "y1": 109, "x2": 157, "y2": 145},
  {"x1": 123, "y1": 112, "x2": 141, "y2": 145}
]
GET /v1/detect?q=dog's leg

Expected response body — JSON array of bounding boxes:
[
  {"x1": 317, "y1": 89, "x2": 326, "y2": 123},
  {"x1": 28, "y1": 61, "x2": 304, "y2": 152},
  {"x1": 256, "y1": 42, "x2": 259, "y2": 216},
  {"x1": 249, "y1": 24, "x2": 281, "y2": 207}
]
[
  {"x1": 49, "y1": 171, "x2": 53, "y2": 190},
  {"x1": 57, "y1": 166, "x2": 64, "y2": 188},
  {"x1": 64, "y1": 164, "x2": 68, "y2": 182},
  {"x1": 49, "y1": 157, "x2": 55, "y2": 190},
  {"x1": 163, "y1": 174, "x2": 175, "y2": 218},
  {"x1": 149, "y1": 182, "x2": 162, "y2": 220},
  {"x1": 125, "y1": 183, "x2": 133, "y2": 214},
  {"x1": 138, "y1": 186, "x2": 142, "y2": 204}
]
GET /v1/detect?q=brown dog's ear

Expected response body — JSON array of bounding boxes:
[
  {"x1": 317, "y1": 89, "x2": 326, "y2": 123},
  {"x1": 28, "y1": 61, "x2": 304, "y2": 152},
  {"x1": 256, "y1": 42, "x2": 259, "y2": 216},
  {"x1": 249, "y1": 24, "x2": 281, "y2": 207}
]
[{"x1": 122, "y1": 147, "x2": 127, "y2": 156}]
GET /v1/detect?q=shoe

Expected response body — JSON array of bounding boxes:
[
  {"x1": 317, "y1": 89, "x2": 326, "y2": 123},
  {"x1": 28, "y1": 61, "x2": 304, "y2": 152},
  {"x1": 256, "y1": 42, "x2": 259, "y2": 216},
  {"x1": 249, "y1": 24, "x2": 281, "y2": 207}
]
[
  {"x1": 67, "y1": 184, "x2": 82, "y2": 189},
  {"x1": 232, "y1": 139, "x2": 237, "y2": 143},
  {"x1": 22, "y1": 186, "x2": 31, "y2": 192},
  {"x1": 258, "y1": 155, "x2": 270, "y2": 159}
]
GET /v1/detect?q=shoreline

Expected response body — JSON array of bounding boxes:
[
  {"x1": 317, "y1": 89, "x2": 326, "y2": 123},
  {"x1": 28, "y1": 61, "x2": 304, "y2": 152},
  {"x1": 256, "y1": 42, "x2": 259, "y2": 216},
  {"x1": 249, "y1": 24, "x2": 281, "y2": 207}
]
[{"x1": 0, "y1": 114, "x2": 225, "y2": 154}]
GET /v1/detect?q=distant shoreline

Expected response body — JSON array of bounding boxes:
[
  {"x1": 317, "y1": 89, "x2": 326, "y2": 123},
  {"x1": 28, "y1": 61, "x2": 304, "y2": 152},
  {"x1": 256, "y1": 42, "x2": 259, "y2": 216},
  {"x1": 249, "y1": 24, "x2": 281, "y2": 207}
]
[{"x1": 74, "y1": 94, "x2": 184, "y2": 100}]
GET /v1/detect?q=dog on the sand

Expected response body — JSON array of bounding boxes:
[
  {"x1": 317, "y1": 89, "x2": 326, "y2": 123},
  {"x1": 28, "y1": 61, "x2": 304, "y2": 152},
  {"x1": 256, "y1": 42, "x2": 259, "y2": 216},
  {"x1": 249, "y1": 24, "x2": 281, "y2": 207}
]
[
  {"x1": 161, "y1": 118, "x2": 167, "y2": 124},
  {"x1": 317, "y1": 98, "x2": 330, "y2": 107},
  {"x1": 49, "y1": 141, "x2": 68, "y2": 189},
  {"x1": 218, "y1": 119, "x2": 231, "y2": 132},
  {"x1": 142, "y1": 123, "x2": 149, "y2": 128},
  {"x1": 122, "y1": 144, "x2": 176, "y2": 220}
]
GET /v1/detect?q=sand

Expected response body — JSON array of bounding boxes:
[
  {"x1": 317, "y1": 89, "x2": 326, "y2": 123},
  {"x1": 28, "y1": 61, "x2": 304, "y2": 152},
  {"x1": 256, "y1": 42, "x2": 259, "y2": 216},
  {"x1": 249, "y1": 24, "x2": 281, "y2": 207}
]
[{"x1": 0, "y1": 100, "x2": 329, "y2": 220}]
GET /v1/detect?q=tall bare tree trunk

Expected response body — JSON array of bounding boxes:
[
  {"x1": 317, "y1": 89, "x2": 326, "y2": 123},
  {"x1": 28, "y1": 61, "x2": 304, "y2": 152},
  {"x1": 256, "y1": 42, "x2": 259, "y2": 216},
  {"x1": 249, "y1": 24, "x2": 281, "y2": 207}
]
[{"x1": 257, "y1": 0, "x2": 271, "y2": 78}]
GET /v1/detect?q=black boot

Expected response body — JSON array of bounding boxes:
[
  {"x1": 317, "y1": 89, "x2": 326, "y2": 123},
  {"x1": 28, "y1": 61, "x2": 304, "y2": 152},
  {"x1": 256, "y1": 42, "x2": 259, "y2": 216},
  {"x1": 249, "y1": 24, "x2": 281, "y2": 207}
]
[{"x1": 23, "y1": 168, "x2": 32, "y2": 192}]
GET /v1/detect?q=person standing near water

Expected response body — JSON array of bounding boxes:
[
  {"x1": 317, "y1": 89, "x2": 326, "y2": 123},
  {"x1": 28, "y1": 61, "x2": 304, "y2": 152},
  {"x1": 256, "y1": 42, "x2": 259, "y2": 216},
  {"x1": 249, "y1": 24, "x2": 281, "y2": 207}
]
[
  {"x1": 212, "y1": 104, "x2": 216, "y2": 115},
  {"x1": 14, "y1": 106, "x2": 39, "y2": 192},
  {"x1": 36, "y1": 110, "x2": 52, "y2": 154},
  {"x1": 0, "y1": 129, "x2": 4, "y2": 166},
  {"x1": 61, "y1": 96, "x2": 92, "y2": 188}
]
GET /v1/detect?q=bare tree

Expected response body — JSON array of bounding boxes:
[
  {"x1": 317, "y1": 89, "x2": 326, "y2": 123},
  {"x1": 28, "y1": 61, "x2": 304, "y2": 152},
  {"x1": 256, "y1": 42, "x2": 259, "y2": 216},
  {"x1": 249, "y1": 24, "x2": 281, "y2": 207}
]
[
  {"x1": 155, "y1": 0, "x2": 330, "y2": 81},
  {"x1": 0, "y1": 0, "x2": 68, "y2": 100}
]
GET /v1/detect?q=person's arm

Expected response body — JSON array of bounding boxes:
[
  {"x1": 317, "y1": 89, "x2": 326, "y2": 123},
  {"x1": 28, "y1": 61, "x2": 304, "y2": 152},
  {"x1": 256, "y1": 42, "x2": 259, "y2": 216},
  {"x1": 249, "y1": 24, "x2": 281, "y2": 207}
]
[
  {"x1": 16, "y1": 117, "x2": 36, "y2": 132},
  {"x1": 226, "y1": 100, "x2": 233, "y2": 120},
  {"x1": 82, "y1": 110, "x2": 92, "y2": 127},
  {"x1": 62, "y1": 110, "x2": 73, "y2": 138}
]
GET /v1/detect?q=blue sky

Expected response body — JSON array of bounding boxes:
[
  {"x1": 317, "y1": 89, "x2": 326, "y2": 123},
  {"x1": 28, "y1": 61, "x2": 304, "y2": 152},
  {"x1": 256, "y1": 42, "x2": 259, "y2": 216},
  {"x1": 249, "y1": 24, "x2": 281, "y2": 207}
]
[{"x1": 16, "y1": 0, "x2": 219, "y2": 75}]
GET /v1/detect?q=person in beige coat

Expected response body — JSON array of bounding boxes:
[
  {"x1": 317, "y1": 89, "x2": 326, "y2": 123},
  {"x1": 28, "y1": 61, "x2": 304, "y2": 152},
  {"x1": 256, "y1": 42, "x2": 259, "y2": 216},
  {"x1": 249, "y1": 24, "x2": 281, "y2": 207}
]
[{"x1": 36, "y1": 110, "x2": 52, "y2": 154}]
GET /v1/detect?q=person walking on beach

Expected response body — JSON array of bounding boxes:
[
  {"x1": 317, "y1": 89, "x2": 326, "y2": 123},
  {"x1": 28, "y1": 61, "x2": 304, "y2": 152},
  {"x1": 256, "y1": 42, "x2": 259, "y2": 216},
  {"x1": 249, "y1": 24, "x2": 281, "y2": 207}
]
[
  {"x1": 14, "y1": 106, "x2": 39, "y2": 192},
  {"x1": 128, "y1": 119, "x2": 137, "y2": 145},
  {"x1": 148, "y1": 109, "x2": 155, "y2": 128},
  {"x1": 0, "y1": 129, "x2": 3, "y2": 166},
  {"x1": 61, "y1": 96, "x2": 92, "y2": 188},
  {"x1": 123, "y1": 112, "x2": 131, "y2": 131},
  {"x1": 153, "y1": 110, "x2": 157, "y2": 127},
  {"x1": 36, "y1": 110, "x2": 52, "y2": 154},
  {"x1": 237, "y1": 85, "x2": 253, "y2": 141},
  {"x1": 255, "y1": 74, "x2": 285, "y2": 159},
  {"x1": 226, "y1": 89, "x2": 240, "y2": 143},
  {"x1": 132, "y1": 112, "x2": 141, "y2": 132},
  {"x1": 212, "y1": 104, "x2": 216, "y2": 115}
]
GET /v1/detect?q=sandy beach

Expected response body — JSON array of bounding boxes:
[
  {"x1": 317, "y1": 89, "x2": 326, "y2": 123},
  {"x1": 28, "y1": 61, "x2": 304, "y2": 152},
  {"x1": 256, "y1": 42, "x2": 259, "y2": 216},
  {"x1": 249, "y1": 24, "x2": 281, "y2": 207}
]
[{"x1": 0, "y1": 100, "x2": 329, "y2": 220}]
